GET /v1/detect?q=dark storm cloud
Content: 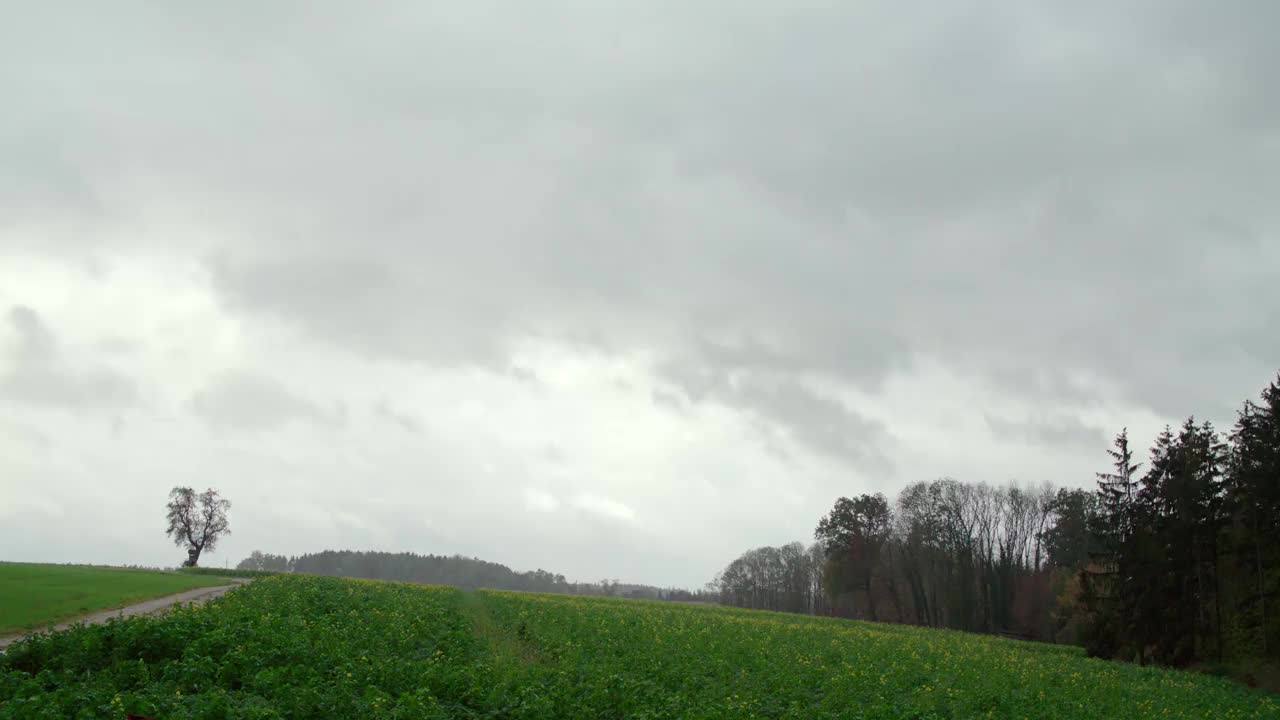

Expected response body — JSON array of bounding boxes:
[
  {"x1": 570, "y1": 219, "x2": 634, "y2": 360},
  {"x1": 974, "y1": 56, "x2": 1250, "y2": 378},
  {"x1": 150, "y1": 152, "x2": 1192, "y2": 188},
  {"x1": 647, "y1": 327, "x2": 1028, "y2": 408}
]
[{"x1": 0, "y1": 305, "x2": 138, "y2": 409}]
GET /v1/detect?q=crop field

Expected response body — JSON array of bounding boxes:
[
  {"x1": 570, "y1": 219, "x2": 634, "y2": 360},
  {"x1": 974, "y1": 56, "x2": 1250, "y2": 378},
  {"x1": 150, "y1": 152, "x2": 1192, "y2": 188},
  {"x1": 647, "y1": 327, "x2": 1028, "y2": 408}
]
[
  {"x1": 0, "y1": 563, "x2": 230, "y2": 636},
  {"x1": 1, "y1": 575, "x2": 1274, "y2": 719}
]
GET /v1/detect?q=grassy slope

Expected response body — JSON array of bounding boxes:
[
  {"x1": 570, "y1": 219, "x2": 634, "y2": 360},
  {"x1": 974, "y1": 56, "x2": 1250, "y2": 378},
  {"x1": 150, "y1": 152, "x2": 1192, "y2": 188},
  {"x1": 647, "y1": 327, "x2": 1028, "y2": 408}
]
[{"x1": 0, "y1": 562, "x2": 230, "y2": 634}]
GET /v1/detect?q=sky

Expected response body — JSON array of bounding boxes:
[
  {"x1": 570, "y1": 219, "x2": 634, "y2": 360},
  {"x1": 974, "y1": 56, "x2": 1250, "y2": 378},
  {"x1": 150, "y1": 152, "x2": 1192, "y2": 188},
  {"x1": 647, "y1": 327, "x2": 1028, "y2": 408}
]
[{"x1": 1, "y1": 2, "x2": 1277, "y2": 588}]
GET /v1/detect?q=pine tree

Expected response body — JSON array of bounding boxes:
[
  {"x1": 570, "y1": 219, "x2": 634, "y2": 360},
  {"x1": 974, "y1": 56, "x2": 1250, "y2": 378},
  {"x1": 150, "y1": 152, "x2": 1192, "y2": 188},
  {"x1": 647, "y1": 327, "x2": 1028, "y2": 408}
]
[
  {"x1": 1097, "y1": 428, "x2": 1140, "y2": 546},
  {"x1": 1128, "y1": 426, "x2": 1177, "y2": 663},
  {"x1": 1129, "y1": 419, "x2": 1227, "y2": 665},
  {"x1": 1081, "y1": 429, "x2": 1142, "y2": 659},
  {"x1": 1227, "y1": 373, "x2": 1280, "y2": 658}
]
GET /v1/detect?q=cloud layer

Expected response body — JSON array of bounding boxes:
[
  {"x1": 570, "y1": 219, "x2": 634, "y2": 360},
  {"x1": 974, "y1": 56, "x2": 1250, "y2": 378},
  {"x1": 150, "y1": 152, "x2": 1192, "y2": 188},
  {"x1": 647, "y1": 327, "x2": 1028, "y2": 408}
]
[{"x1": 1, "y1": 1, "x2": 1276, "y2": 586}]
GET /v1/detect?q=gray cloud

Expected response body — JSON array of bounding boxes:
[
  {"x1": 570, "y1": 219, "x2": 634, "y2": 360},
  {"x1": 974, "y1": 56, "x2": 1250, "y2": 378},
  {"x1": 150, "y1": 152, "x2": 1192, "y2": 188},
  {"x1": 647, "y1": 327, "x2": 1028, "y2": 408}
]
[
  {"x1": 373, "y1": 398, "x2": 422, "y2": 434},
  {"x1": 207, "y1": 255, "x2": 511, "y2": 368},
  {"x1": 985, "y1": 413, "x2": 1109, "y2": 452},
  {"x1": 735, "y1": 380, "x2": 892, "y2": 470},
  {"x1": 190, "y1": 371, "x2": 340, "y2": 432},
  {"x1": 662, "y1": 358, "x2": 893, "y2": 471},
  {"x1": 1, "y1": 1, "x2": 1278, "y2": 585},
  {"x1": 507, "y1": 365, "x2": 539, "y2": 384},
  {"x1": 151, "y1": 0, "x2": 1274, "y2": 426},
  {"x1": 537, "y1": 444, "x2": 567, "y2": 464},
  {"x1": 0, "y1": 305, "x2": 138, "y2": 409},
  {"x1": 650, "y1": 388, "x2": 687, "y2": 413},
  {"x1": 0, "y1": 417, "x2": 52, "y2": 452}
]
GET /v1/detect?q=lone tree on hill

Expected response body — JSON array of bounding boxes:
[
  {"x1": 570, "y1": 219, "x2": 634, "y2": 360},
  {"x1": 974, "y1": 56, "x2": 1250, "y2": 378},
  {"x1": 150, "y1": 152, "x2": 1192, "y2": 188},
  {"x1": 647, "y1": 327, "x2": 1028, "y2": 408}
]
[{"x1": 165, "y1": 487, "x2": 231, "y2": 567}]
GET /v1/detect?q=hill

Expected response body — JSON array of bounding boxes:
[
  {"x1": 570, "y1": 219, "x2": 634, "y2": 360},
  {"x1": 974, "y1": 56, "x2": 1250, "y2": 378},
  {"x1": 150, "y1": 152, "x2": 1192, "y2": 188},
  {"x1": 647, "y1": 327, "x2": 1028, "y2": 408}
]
[{"x1": 2, "y1": 574, "x2": 1272, "y2": 718}]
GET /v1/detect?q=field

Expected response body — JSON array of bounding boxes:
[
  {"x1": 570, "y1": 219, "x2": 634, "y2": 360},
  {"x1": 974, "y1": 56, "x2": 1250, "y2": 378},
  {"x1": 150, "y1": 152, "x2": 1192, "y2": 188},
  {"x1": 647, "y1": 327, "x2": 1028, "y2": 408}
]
[
  {"x1": 0, "y1": 563, "x2": 230, "y2": 635},
  {"x1": 1, "y1": 575, "x2": 1274, "y2": 719}
]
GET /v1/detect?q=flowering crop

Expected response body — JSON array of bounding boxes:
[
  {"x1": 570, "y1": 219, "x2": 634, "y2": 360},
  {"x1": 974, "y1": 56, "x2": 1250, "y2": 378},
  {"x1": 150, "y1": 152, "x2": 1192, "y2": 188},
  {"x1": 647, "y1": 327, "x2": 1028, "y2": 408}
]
[
  {"x1": 476, "y1": 590, "x2": 1276, "y2": 719},
  {"x1": 1, "y1": 576, "x2": 485, "y2": 719},
  {"x1": 1, "y1": 575, "x2": 1274, "y2": 719}
]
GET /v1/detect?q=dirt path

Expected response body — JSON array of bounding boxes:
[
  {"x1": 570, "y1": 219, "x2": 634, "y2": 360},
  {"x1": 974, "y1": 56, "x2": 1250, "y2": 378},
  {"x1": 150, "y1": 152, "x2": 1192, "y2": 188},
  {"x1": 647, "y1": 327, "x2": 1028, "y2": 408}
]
[
  {"x1": 0, "y1": 578, "x2": 251, "y2": 653},
  {"x1": 459, "y1": 590, "x2": 544, "y2": 670}
]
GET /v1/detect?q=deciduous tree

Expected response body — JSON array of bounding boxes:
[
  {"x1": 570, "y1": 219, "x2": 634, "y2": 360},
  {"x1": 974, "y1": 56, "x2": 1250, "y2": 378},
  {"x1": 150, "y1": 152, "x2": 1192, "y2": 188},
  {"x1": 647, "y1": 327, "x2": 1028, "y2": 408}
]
[{"x1": 165, "y1": 487, "x2": 231, "y2": 567}]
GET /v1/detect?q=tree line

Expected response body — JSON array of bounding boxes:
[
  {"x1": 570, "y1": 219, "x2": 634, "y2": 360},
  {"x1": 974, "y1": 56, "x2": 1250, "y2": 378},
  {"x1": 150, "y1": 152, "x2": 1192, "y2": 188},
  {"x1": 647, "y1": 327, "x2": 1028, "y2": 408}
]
[
  {"x1": 713, "y1": 371, "x2": 1280, "y2": 671},
  {"x1": 713, "y1": 479, "x2": 1061, "y2": 640},
  {"x1": 236, "y1": 549, "x2": 715, "y2": 602},
  {"x1": 1082, "y1": 375, "x2": 1279, "y2": 667}
]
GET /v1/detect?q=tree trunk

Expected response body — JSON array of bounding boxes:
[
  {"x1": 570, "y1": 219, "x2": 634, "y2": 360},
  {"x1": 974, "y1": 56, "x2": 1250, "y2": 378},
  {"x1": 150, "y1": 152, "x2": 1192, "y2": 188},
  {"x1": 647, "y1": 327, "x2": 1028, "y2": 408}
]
[
  {"x1": 886, "y1": 570, "x2": 905, "y2": 623},
  {"x1": 1212, "y1": 538, "x2": 1223, "y2": 662},
  {"x1": 1194, "y1": 531, "x2": 1206, "y2": 660},
  {"x1": 185, "y1": 546, "x2": 201, "y2": 567},
  {"x1": 1257, "y1": 510, "x2": 1268, "y2": 655},
  {"x1": 865, "y1": 568, "x2": 878, "y2": 622}
]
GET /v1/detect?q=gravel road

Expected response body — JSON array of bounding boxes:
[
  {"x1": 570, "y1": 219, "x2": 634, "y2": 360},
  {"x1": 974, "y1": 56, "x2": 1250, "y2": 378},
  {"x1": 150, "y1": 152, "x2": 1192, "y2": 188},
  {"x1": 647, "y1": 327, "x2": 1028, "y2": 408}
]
[{"x1": 0, "y1": 578, "x2": 250, "y2": 652}]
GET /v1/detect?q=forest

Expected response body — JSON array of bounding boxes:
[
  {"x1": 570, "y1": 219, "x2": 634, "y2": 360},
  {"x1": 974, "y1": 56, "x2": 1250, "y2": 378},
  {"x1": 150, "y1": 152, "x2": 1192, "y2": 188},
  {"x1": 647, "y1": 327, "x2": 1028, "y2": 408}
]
[
  {"x1": 235, "y1": 549, "x2": 703, "y2": 601},
  {"x1": 714, "y1": 371, "x2": 1280, "y2": 676}
]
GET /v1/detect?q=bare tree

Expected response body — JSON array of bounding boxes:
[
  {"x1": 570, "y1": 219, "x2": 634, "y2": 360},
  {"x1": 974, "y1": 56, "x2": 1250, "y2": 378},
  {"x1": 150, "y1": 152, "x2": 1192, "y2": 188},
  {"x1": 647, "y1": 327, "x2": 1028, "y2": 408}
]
[
  {"x1": 165, "y1": 487, "x2": 231, "y2": 567},
  {"x1": 714, "y1": 543, "x2": 823, "y2": 614}
]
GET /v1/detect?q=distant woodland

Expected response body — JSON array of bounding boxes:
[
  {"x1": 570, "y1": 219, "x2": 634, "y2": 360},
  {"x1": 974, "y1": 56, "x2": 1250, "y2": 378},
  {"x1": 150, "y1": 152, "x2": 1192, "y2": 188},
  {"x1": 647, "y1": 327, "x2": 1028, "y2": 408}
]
[
  {"x1": 714, "y1": 371, "x2": 1280, "y2": 676},
  {"x1": 236, "y1": 549, "x2": 709, "y2": 602}
]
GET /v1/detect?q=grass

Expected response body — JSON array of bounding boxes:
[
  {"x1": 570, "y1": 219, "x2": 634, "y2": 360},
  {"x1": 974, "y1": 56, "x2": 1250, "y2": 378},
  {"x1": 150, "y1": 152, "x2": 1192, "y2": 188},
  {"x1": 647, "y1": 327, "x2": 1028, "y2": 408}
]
[
  {"x1": 1195, "y1": 658, "x2": 1280, "y2": 694},
  {"x1": 2, "y1": 574, "x2": 1274, "y2": 719},
  {"x1": 0, "y1": 562, "x2": 231, "y2": 635}
]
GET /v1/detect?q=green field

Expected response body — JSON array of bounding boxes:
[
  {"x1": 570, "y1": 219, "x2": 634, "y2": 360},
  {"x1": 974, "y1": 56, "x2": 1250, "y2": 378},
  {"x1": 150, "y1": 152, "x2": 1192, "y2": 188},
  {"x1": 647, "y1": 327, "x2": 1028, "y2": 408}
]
[
  {"x1": 1, "y1": 575, "x2": 1273, "y2": 719},
  {"x1": 0, "y1": 562, "x2": 230, "y2": 635}
]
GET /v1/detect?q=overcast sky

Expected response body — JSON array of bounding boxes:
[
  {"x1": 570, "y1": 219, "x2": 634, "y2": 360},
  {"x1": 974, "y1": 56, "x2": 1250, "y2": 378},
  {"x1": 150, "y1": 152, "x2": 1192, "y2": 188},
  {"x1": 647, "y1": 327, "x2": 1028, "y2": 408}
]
[{"x1": 1, "y1": 2, "x2": 1277, "y2": 587}]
